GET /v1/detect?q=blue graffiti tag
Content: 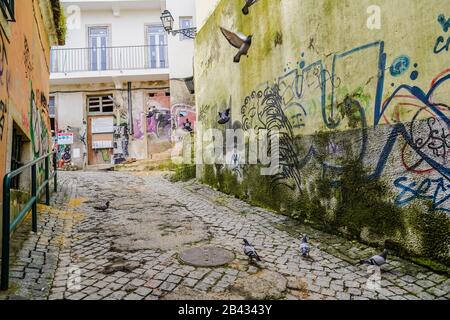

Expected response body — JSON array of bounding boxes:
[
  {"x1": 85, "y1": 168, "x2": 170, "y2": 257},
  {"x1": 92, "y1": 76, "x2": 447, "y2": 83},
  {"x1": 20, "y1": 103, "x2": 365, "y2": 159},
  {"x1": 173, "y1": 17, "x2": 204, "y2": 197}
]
[
  {"x1": 394, "y1": 176, "x2": 450, "y2": 212},
  {"x1": 438, "y1": 14, "x2": 450, "y2": 32},
  {"x1": 241, "y1": 38, "x2": 449, "y2": 211},
  {"x1": 435, "y1": 14, "x2": 450, "y2": 54},
  {"x1": 434, "y1": 36, "x2": 450, "y2": 54},
  {"x1": 390, "y1": 55, "x2": 410, "y2": 77}
]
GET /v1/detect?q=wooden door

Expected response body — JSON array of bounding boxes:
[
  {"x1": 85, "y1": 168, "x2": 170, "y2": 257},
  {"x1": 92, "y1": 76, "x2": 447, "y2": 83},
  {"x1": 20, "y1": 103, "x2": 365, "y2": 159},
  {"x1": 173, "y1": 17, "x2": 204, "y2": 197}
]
[{"x1": 87, "y1": 115, "x2": 114, "y2": 165}]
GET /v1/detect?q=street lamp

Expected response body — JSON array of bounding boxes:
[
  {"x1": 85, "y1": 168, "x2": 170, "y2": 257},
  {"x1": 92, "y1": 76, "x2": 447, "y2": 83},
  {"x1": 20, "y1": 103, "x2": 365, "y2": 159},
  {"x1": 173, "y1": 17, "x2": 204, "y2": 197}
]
[{"x1": 160, "y1": 9, "x2": 197, "y2": 39}]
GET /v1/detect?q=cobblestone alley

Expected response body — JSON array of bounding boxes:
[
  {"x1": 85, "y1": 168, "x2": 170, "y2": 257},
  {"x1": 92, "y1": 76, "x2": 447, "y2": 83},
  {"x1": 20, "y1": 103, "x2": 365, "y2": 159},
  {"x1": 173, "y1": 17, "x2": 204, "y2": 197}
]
[{"x1": 0, "y1": 171, "x2": 449, "y2": 300}]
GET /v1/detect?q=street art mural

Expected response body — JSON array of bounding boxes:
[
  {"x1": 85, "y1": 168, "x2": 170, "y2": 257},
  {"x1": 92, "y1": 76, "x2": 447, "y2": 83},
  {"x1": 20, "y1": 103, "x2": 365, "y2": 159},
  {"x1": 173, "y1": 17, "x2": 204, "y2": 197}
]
[
  {"x1": 113, "y1": 123, "x2": 129, "y2": 164},
  {"x1": 111, "y1": 92, "x2": 130, "y2": 164},
  {"x1": 238, "y1": 40, "x2": 450, "y2": 212},
  {"x1": 172, "y1": 104, "x2": 196, "y2": 132},
  {"x1": 30, "y1": 88, "x2": 50, "y2": 158},
  {"x1": 145, "y1": 92, "x2": 171, "y2": 139},
  {"x1": 435, "y1": 14, "x2": 450, "y2": 54},
  {"x1": 196, "y1": 0, "x2": 450, "y2": 264},
  {"x1": 133, "y1": 116, "x2": 145, "y2": 140},
  {"x1": 146, "y1": 107, "x2": 171, "y2": 139},
  {"x1": 57, "y1": 144, "x2": 72, "y2": 166}
]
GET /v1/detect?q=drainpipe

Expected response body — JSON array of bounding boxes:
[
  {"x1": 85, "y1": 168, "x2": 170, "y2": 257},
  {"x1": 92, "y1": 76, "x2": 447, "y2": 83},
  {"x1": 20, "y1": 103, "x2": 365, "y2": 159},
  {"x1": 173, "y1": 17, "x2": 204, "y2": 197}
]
[{"x1": 127, "y1": 82, "x2": 133, "y2": 135}]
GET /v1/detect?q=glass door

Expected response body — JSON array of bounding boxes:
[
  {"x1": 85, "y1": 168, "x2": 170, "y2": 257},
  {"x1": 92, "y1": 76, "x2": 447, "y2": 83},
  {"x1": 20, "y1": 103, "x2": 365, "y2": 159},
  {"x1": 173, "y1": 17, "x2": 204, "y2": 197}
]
[
  {"x1": 147, "y1": 26, "x2": 167, "y2": 69},
  {"x1": 89, "y1": 27, "x2": 109, "y2": 71}
]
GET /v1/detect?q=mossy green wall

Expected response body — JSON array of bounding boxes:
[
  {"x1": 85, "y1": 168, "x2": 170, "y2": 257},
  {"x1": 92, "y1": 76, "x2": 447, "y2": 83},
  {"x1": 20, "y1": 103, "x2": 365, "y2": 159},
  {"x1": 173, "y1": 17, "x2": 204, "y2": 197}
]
[{"x1": 194, "y1": 0, "x2": 450, "y2": 268}]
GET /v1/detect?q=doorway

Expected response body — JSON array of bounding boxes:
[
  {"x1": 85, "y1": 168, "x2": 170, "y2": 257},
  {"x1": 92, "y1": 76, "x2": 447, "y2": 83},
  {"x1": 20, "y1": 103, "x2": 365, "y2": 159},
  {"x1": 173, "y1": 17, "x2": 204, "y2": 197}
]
[
  {"x1": 88, "y1": 26, "x2": 109, "y2": 71},
  {"x1": 86, "y1": 95, "x2": 114, "y2": 165},
  {"x1": 147, "y1": 25, "x2": 168, "y2": 69}
]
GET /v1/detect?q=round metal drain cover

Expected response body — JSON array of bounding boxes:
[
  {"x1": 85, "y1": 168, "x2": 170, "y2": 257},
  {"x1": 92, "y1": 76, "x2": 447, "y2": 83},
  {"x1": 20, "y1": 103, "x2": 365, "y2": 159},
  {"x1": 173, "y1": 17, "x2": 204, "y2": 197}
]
[{"x1": 179, "y1": 246, "x2": 235, "y2": 267}]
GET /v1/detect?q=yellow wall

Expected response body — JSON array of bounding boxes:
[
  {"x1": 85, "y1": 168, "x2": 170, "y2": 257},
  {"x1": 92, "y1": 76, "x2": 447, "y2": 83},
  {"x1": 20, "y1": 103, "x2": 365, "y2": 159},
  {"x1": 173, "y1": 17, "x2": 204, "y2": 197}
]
[
  {"x1": 0, "y1": 0, "x2": 54, "y2": 193},
  {"x1": 195, "y1": 0, "x2": 449, "y2": 132},
  {"x1": 195, "y1": 0, "x2": 450, "y2": 265}
]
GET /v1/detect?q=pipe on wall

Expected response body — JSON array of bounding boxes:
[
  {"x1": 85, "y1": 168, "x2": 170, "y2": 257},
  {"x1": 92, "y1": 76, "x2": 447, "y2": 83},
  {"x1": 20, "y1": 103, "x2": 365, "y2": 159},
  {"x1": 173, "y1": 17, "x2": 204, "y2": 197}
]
[{"x1": 127, "y1": 82, "x2": 134, "y2": 136}]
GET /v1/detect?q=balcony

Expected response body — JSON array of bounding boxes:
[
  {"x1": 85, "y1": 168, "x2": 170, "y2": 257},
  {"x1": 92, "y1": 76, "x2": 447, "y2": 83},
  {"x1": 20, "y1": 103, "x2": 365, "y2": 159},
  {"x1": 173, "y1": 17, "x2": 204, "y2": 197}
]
[{"x1": 50, "y1": 45, "x2": 169, "y2": 84}]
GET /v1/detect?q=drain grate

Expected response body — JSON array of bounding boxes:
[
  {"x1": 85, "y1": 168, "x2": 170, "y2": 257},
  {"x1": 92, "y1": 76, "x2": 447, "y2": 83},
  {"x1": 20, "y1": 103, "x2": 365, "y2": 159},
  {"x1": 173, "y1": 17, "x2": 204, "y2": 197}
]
[{"x1": 179, "y1": 246, "x2": 235, "y2": 267}]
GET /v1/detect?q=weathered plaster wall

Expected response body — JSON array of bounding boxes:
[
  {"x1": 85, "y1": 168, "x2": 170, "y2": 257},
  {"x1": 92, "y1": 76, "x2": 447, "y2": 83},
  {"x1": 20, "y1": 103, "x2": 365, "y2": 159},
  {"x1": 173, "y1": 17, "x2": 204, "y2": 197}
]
[
  {"x1": 195, "y1": 0, "x2": 450, "y2": 267},
  {"x1": 1, "y1": 0, "x2": 54, "y2": 186},
  {"x1": 51, "y1": 80, "x2": 171, "y2": 165},
  {"x1": 0, "y1": 0, "x2": 60, "y2": 249}
]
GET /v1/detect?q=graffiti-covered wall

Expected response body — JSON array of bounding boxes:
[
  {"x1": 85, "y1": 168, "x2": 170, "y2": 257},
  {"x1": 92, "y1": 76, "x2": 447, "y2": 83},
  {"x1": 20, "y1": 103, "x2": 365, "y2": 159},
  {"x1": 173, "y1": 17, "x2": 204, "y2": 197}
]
[
  {"x1": 195, "y1": 0, "x2": 450, "y2": 266},
  {"x1": 0, "y1": 0, "x2": 63, "y2": 193}
]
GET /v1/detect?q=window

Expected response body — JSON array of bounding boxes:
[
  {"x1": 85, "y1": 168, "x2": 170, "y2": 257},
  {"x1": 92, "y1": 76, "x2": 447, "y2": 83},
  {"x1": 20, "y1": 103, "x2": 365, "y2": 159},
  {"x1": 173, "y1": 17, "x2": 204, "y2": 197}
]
[
  {"x1": 146, "y1": 25, "x2": 168, "y2": 68},
  {"x1": 49, "y1": 96, "x2": 56, "y2": 134},
  {"x1": 88, "y1": 95, "x2": 114, "y2": 114},
  {"x1": 49, "y1": 96, "x2": 56, "y2": 117},
  {"x1": 179, "y1": 17, "x2": 193, "y2": 41},
  {"x1": 88, "y1": 27, "x2": 109, "y2": 71},
  {"x1": 11, "y1": 124, "x2": 23, "y2": 189},
  {"x1": 0, "y1": 0, "x2": 14, "y2": 21}
]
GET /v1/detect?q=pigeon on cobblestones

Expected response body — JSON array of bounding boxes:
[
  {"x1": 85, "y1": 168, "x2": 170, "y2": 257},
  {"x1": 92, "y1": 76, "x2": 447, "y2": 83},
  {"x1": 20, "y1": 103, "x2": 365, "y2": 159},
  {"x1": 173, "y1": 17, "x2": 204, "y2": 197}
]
[
  {"x1": 242, "y1": 0, "x2": 259, "y2": 15},
  {"x1": 93, "y1": 201, "x2": 110, "y2": 211},
  {"x1": 243, "y1": 239, "x2": 261, "y2": 262},
  {"x1": 359, "y1": 249, "x2": 388, "y2": 266},
  {"x1": 300, "y1": 235, "x2": 310, "y2": 257}
]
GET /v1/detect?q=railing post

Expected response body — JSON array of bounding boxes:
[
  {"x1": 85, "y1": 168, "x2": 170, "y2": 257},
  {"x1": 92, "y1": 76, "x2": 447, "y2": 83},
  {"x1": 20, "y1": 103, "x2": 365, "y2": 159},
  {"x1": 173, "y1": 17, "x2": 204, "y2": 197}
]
[
  {"x1": 45, "y1": 156, "x2": 50, "y2": 206},
  {"x1": 1, "y1": 176, "x2": 11, "y2": 290},
  {"x1": 53, "y1": 152, "x2": 57, "y2": 192},
  {"x1": 31, "y1": 164, "x2": 37, "y2": 232}
]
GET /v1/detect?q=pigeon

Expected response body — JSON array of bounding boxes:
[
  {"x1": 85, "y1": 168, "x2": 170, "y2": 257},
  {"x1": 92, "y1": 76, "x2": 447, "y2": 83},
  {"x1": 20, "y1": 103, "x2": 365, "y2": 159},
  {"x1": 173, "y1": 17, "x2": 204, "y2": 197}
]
[
  {"x1": 93, "y1": 201, "x2": 110, "y2": 212},
  {"x1": 242, "y1": 0, "x2": 259, "y2": 15},
  {"x1": 218, "y1": 108, "x2": 231, "y2": 125},
  {"x1": 243, "y1": 239, "x2": 261, "y2": 262},
  {"x1": 359, "y1": 250, "x2": 388, "y2": 266},
  {"x1": 300, "y1": 234, "x2": 310, "y2": 257},
  {"x1": 220, "y1": 27, "x2": 252, "y2": 63}
]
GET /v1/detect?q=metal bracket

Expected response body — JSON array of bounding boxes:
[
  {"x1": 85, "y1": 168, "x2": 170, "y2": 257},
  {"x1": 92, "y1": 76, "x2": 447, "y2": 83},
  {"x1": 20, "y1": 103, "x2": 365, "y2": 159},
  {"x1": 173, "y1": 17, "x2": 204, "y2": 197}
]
[{"x1": 171, "y1": 27, "x2": 197, "y2": 39}]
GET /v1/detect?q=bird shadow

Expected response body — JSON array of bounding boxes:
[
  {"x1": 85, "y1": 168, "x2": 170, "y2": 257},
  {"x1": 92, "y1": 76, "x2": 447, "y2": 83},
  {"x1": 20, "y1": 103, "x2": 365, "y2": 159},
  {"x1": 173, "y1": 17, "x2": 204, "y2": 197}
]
[{"x1": 300, "y1": 255, "x2": 315, "y2": 262}]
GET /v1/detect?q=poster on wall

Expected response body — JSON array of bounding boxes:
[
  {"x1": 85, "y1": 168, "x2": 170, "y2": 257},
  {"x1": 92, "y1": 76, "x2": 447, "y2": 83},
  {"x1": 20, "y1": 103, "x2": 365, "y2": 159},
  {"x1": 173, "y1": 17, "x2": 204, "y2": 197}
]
[
  {"x1": 57, "y1": 133, "x2": 74, "y2": 145},
  {"x1": 92, "y1": 117, "x2": 114, "y2": 133},
  {"x1": 92, "y1": 140, "x2": 113, "y2": 149}
]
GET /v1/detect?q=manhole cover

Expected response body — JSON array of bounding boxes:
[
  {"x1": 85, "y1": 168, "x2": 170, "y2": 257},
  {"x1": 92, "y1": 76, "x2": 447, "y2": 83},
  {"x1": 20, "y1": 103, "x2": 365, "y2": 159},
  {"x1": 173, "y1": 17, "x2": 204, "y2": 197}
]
[{"x1": 179, "y1": 246, "x2": 235, "y2": 267}]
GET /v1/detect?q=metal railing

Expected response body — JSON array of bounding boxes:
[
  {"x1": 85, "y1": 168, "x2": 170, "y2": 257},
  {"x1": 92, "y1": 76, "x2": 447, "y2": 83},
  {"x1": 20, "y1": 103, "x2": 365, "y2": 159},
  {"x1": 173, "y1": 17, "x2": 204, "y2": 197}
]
[
  {"x1": 1, "y1": 151, "x2": 57, "y2": 290},
  {"x1": 50, "y1": 44, "x2": 169, "y2": 73}
]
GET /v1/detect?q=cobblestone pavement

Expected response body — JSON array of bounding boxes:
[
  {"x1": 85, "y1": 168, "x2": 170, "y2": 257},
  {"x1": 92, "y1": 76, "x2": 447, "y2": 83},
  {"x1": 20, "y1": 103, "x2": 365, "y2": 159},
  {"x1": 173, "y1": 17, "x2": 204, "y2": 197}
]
[{"x1": 0, "y1": 171, "x2": 449, "y2": 300}]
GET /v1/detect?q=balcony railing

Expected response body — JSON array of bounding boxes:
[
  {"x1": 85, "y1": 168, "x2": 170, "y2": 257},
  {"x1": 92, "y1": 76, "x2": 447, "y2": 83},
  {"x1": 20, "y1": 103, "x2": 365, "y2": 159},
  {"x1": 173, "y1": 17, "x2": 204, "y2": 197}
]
[{"x1": 50, "y1": 45, "x2": 169, "y2": 73}]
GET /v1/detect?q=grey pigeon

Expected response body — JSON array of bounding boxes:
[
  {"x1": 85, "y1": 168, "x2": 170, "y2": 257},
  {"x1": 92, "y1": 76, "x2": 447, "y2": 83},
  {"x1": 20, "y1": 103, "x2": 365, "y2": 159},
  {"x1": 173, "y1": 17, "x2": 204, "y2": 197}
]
[
  {"x1": 243, "y1": 239, "x2": 261, "y2": 262},
  {"x1": 220, "y1": 27, "x2": 252, "y2": 63},
  {"x1": 242, "y1": 0, "x2": 259, "y2": 15},
  {"x1": 300, "y1": 235, "x2": 310, "y2": 257},
  {"x1": 94, "y1": 201, "x2": 110, "y2": 211},
  {"x1": 359, "y1": 249, "x2": 388, "y2": 266},
  {"x1": 218, "y1": 108, "x2": 231, "y2": 124}
]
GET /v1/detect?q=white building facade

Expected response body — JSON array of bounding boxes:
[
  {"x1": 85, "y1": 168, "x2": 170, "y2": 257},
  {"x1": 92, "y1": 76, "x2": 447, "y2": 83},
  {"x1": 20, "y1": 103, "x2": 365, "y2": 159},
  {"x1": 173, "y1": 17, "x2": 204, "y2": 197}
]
[{"x1": 50, "y1": 0, "x2": 196, "y2": 169}]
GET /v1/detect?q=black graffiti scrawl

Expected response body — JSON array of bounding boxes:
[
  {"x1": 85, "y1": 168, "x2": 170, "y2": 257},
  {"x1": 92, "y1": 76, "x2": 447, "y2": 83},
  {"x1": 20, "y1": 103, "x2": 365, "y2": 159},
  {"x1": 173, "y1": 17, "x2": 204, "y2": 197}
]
[
  {"x1": 23, "y1": 36, "x2": 34, "y2": 80},
  {"x1": 0, "y1": 100, "x2": 6, "y2": 141},
  {"x1": 241, "y1": 84, "x2": 303, "y2": 191}
]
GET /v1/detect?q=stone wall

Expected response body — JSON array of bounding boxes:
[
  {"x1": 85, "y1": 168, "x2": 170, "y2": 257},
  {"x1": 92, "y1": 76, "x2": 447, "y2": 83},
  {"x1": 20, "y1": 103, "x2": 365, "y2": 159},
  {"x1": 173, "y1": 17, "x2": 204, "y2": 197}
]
[{"x1": 194, "y1": 0, "x2": 450, "y2": 268}]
